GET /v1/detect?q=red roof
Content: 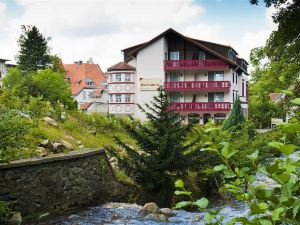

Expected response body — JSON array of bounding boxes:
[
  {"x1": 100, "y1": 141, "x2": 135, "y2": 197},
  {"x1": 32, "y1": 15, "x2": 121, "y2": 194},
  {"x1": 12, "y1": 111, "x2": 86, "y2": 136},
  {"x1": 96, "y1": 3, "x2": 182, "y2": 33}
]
[
  {"x1": 64, "y1": 63, "x2": 107, "y2": 95},
  {"x1": 79, "y1": 102, "x2": 93, "y2": 110},
  {"x1": 107, "y1": 62, "x2": 135, "y2": 71}
]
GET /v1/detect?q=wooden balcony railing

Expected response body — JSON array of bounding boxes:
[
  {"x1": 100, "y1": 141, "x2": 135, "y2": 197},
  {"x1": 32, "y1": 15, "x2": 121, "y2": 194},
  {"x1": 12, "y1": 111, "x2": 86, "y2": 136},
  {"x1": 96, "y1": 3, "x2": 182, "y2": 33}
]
[
  {"x1": 164, "y1": 81, "x2": 230, "y2": 91},
  {"x1": 169, "y1": 102, "x2": 231, "y2": 112},
  {"x1": 164, "y1": 60, "x2": 229, "y2": 70}
]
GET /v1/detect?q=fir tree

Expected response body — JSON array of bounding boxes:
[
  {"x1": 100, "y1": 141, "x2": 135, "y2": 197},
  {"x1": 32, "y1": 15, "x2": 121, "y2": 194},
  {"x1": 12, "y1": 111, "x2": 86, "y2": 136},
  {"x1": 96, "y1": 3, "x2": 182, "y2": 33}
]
[
  {"x1": 17, "y1": 25, "x2": 51, "y2": 72},
  {"x1": 106, "y1": 87, "x2": 197, "y2": 205},
  {"x1": 223, "y1": 98, "x2": 245, "y2": 130}
]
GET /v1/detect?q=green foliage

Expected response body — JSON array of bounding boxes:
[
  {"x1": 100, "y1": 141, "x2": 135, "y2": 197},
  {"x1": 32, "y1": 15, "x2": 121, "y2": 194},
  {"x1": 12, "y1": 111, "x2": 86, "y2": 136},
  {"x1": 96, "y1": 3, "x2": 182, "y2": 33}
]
[
  {"x1": 248, "y1": 0, "x2": 300, "y2": 129},
  {"x1": 0, "y1": 201, "x2": 13, "y2": 222},
  {"x1": 105, "y1": 87, "x2": 197, "y2": 203},
  {"x1": 30, "y1": 69, "x2": 75, "y2": 109},
  {"x1": 18, "y1": 25, "x2": 51, "y2": 72},
  {"x1": 0, "y1": 107, "x2": 32, "y2": 151},
  {"x1": 174, "y1": 99, "x2": 300, "y2": 224},
  {"x1": 25, "y1": 96, "x2": 52, "y2": 120},
  {"x1": 223, "y1": 98, "x2": 244, "y2": 131}
]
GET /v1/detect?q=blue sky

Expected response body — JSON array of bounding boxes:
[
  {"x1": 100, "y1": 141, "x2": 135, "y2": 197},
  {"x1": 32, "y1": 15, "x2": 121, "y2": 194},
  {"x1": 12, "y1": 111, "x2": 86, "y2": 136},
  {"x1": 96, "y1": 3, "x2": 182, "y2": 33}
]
[{"x1": 0, "y1": 0, "x2": 276, "y2": 70}]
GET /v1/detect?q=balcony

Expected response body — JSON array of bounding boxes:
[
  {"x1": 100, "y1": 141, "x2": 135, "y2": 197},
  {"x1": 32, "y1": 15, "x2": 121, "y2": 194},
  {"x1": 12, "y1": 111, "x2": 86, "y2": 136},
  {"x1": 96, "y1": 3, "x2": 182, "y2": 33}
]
[
  {"x1": 164, "y1": 81, "x2": 230, "y2": 91},
  {"x1": 169, "y1": 102, "x2": 231, "y2": 112},
  {"x1": 164, "y1": 60, "x2": 229, "y2": 70}
]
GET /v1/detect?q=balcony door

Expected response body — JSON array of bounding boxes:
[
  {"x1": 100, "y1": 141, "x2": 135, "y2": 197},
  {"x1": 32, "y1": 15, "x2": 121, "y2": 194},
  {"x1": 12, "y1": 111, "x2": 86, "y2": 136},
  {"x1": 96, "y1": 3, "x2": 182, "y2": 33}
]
[
  {"x1": 208, "y1": 92, "x2": 224, "y2": 102},
  {"x1": 208, "y1": 71, "x2": 224, "y2": 81},
  {"x1": 169, "y1": 72, "x2": 180, "y2": 82},
  {"x1": 170, "y1": 92, "x2": 180, "y2": 103},
  {"x1": 170, "y1": 51, "x2": 180, "y2": 60}
]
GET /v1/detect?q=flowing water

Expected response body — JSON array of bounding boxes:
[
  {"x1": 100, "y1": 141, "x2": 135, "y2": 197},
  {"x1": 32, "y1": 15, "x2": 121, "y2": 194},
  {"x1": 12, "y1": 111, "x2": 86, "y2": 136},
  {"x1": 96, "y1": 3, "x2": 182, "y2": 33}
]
[
  {"x1": 32, "y1": 202, "x2": 249, "y2": 225},
  {"x1": 32, "y1": 152, "x2": 299, "y2": 225}
]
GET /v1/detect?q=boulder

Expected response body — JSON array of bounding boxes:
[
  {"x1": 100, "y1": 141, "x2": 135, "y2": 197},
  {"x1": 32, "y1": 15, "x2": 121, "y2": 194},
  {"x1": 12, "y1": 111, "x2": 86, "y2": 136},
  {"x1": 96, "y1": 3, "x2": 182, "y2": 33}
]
[
  {"x1": 36, "y1": 147, "x2": 48, "y2": 157},
  {"x1": 89, "y1": 130, "x2": 97, "y2": 135},
  {"x1": 76, "y1": 140, "x2": 82, "y2": 145},
  {"x1": 39, "y1": 140, "x2": 55, "y2": 151},
  {"x1": 143, "y1": 213, "x2": 168, "y2": 222},
  {"x1": 79, "y1": 144, "x2": 85, "y2": 149},
  {"x1": 141, "y1": 202, "x2": 160, "y2": 214},
  {"x1": 161, "y1": 208, "x2": 175, "y2": 217},
  {"x1": 109, "y1": 157, "x2": 118, "y2": 169},
  {"x1": 42, "y1": 117, "x2": 58, "y2": 127},
  {"x1": 58, "y1": 139, "x2": 73, "y2": 150},
  {"x1": 52, "y1": 142, "x2": 65, "y2": 153},
  {"x1": 8, "y1": 212, "x2": 22, "y2": 225}
]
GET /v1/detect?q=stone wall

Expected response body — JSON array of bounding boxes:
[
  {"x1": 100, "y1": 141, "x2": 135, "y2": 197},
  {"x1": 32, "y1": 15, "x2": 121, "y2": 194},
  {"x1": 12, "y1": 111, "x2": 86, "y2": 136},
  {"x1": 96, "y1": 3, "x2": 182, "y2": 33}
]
[{"x1": 0, "y1": 149, "x2": 120, "y2": 217}]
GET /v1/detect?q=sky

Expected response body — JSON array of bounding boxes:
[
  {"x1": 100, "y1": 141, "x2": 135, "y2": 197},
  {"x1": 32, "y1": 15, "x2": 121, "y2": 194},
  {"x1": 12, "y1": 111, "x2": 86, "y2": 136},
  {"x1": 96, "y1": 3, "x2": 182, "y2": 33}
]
[{"x1": 0, "y1": 0, "x2": 276, "y2": 71}]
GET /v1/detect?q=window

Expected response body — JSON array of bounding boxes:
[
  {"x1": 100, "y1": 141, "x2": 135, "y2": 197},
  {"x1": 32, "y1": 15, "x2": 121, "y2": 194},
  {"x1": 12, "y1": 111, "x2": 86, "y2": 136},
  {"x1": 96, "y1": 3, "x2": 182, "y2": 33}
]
[
  {"x1": 125, "y1": 94, "x2": 131, "y2": 102},
  {"x1": 208, "y1": 92, "x2": 224, "y2": 102},
  {"x1": 233, "y1": 92, "x2": 235, "y2": 103},
  {"x1": 242, "y1": 80, "x2": 245, "y2": 97},
  {"x1": 83, "y1": 91, "x2": 86, "y2": 100},
  {"x1": 199, "y1": 50, "x2": 205, "y2": 60},
  {"x1": 208, "y1": 71, "x2": 224, "y2": 81},
  {"x1": 170, "y1": 92, "x2": 180, "y2": 103},
  {"x1": 170, "y1": 51, "x2": 180, "y2": 60},
  {"x1": 110, "y1": 74, "x2": 113, "y2": 82},
  {"x1": 236, "y1": 74, "x2": 238, "y2": 84},
  {"x1": 214, "y1": 92, "x2": 224, "y2": 102},
  {"x1": 116, "y1": 74, "x2": 121, "y2": 82},
  {"x1": 116, "y1": 94, "x2": 122, "y2": 103},
  {"x1": 169, "y1": 72, "x2": 180, "y2": 82},
  {"x1": 110, "y1": 94, "x2": 113, "y2": 102},
  {"x1": 228, "y1": 50, "x2": 236, "y2": 61},
  {"x1": 125, "y1": 74, "x2": 131, "y2": 82},
  {"x1": 232, "y1": 73, "x2": 235, "y2": 83}
]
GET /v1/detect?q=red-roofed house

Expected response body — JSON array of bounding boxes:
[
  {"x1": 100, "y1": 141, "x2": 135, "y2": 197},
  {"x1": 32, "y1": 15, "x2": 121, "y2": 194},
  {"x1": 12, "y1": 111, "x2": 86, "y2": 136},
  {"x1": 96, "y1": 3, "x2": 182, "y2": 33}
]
[{"x1": 64, "y1": 61, "x2": 108, "y2": 113}]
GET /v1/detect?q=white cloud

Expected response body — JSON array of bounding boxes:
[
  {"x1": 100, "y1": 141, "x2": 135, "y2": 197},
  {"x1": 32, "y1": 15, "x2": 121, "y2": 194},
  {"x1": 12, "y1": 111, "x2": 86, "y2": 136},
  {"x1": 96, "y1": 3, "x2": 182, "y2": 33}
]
[{"x1": 0, "y1": 0, "x2": 275, "y2": 70}]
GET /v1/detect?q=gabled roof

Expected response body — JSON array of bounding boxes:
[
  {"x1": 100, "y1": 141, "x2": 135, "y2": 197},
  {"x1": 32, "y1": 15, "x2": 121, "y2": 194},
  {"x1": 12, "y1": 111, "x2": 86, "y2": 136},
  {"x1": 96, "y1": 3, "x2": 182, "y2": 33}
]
[
  {"x1": 80, "y1": 102, "x2": 93, "y2": 110},
  {"x1": 122, "y1": 28, "x2": 248, "y2": 72},
  {"x1": 123, "y1": 28, "x2": 236, "y2": 65},
  {"x1": 107, "y1": 62, "x2": 135, "y2": 71},
  {"x1": 64, "y1": 63, "x2": 107, "y2": 95},
  {"x1": 0, "y1": 58, "x2": 10, "y2": 62}
]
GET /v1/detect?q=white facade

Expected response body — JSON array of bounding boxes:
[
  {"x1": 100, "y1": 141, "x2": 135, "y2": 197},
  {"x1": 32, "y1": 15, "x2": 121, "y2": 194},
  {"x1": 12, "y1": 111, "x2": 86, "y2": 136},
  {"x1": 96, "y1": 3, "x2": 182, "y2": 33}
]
[
  {"x1": 0, "y1": 60, "x2": 8, "y2": 87},
  {"x1": 109, "y1": 29, "x2": 249, "y2": 124},
  {"x1": 108, "y1": 70, "x2": 135, "y2": 115}
]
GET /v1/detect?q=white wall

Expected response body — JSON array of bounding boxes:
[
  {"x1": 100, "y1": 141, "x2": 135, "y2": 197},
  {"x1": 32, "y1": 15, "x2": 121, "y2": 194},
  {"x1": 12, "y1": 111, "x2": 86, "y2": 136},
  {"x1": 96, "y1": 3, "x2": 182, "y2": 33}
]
[
  {"x1": 135, "y1": 37, "x2": 167, "y2": 120},
  {"x1": 75, "y1": 88, "x2": 96, "y2": 104}
]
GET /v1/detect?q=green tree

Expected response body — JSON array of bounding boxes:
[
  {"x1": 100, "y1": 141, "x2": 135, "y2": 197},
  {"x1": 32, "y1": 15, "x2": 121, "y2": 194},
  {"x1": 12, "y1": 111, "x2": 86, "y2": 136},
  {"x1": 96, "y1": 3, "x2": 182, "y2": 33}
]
[
  {"x1": 106, "y1": 87, "x2": 197, "y2": 206},
  {"x1": 29, "y1": 69, "x2": 76, "y2": 109},
  {"x1": 223, "y1": 98, "x2": 245, "y2": 130},
  {"x1": 17, "y1": 25, "x2": 51, "y2": 72}
]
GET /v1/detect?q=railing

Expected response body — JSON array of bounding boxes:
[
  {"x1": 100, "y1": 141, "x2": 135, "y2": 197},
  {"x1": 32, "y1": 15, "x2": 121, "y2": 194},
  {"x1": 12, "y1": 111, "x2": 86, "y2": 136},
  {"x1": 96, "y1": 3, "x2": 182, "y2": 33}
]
[
  {"x1": 169, "y1": 102, "x2": 231, "y2": 112},
  {"x1": 164, "y1": 81, "x2": 230, "y2": 91},
  {"x1": 164, "y1": 60, "x2": 229, "y2": 70}
]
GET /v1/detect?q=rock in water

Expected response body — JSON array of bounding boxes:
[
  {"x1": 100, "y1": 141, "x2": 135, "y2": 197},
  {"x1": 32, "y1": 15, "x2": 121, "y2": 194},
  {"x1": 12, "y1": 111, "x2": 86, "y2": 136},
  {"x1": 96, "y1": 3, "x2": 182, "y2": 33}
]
[
  {"x1": 42, "y1": 117, "x2": 58, "y2": 127},
  {"x1": 36, "y1": 147, "x2": 48, "y2": 157},
  {"x1": 141, "y1": 202, "x2": 161, "y2": 214},
  {"x1": 161, "y1": 208, "x2": 175, "y2": 217}
]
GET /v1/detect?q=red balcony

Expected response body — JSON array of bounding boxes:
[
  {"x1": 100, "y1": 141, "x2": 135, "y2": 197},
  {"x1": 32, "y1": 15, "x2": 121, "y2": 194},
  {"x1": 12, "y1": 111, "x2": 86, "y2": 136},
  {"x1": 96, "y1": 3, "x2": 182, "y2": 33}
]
[
  {"x1": 164, "y1": 81, "x2": 230, "y2": 91},
  {"x1": 169, "y1": 102, "x2": 231, "y2": 112},
  {"x1": 164, "y1": 60, "x2": 229, "y2": 70}
]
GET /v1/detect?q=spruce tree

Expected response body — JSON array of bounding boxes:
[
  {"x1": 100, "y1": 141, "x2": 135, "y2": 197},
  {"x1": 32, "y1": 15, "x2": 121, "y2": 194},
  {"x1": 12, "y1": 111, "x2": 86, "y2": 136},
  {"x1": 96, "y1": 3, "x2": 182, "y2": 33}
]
[
  {"x1": 223, "y1": 98, "x2": 245, "y2": 130},
  {"x1": 106, "y1": 87, "x2": 197, "y2": 205},
  {"x1": 18, "y1": 25, "x2": 51, "y2": 72}
]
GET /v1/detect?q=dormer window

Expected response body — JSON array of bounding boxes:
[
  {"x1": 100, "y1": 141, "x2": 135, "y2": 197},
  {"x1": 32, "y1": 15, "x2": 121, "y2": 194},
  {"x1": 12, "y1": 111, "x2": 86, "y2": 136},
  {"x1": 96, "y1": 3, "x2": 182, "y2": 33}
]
[
  {"x1": 85, "y1": 78, "x2": 95, "y2": 86},
  {"x1": 228, "y1": 50, "x2": 236, "y2": 62},
  {"x1": 116, "y1": 74, "x2": 122, "y2": 82}
]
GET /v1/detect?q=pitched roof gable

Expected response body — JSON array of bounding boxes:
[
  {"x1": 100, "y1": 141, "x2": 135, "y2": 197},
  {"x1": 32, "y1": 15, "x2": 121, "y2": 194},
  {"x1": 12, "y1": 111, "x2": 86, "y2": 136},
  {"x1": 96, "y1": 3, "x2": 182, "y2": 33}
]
[{"x1": 107, "y1": 62, "x2": 135, "y2": 71}]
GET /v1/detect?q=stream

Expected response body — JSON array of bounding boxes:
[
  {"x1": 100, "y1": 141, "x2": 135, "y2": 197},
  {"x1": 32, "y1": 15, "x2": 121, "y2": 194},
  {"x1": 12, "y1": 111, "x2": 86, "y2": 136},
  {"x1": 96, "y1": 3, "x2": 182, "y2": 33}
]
[{"x1": 31, "y1": 152, "x2": 299, "y2": 225}]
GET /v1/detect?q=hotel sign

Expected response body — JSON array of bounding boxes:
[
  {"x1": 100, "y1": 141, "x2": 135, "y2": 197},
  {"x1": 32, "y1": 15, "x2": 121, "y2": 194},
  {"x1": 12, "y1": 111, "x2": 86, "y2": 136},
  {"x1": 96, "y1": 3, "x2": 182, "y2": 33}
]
[{"x1": 140, "y1": 77, "x2": 161, "y2": 91}]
